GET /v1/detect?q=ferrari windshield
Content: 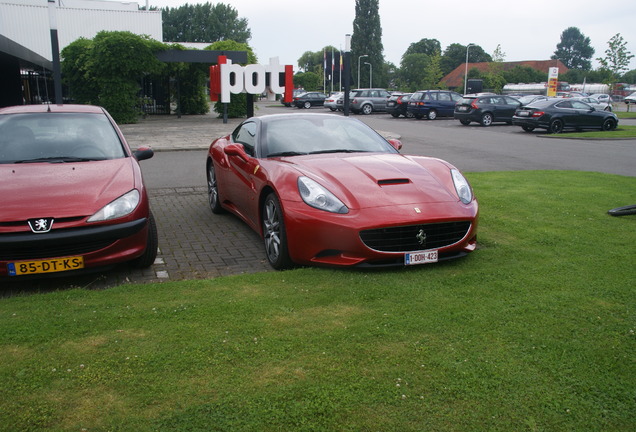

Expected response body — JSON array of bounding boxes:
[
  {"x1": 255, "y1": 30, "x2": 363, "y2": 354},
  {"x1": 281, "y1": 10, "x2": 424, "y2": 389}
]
[
  {"x1": 261, "y1": 115, "x2": 398, "y2": 158},
  {"x1": 0, "y1": 113, "x2": 126, "y2": 163}
]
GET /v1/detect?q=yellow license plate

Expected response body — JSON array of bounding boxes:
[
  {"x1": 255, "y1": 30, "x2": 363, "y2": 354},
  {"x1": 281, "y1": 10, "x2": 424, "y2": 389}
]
[{"x1": 8, "y1": 256, "x2": 84, "y2": 276}]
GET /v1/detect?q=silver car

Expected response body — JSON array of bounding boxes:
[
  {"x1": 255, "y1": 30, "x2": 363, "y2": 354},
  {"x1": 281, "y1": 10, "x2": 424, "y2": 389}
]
[{"x1": 337, "y1": 88, "x2": 391, "y2": 115}]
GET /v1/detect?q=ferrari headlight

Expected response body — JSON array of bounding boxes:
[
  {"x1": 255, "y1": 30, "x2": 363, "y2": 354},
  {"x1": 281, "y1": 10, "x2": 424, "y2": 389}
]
[
  {"x1": 87, "y1": 190, "x2": 140, "y2": 222},
  {"x1": 298, "y1": 176, "x2": 348, "y2": 214},
  {"x1": 451, "y1": 169, "x2": 472, "y2": 204}
]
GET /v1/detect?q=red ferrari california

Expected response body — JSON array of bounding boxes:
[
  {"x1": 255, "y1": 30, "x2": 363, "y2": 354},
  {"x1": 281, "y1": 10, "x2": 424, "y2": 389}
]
[
  {"x1": 0, "y1": 104, "x2": 157, "y2": 278},
  {"x1": 206, "y1": 113, "x2": 478, "y2": 269}
]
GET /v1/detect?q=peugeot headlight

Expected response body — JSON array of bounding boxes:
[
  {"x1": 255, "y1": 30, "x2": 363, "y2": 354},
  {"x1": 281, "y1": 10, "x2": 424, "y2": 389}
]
[
  {"x1": 451, "y1": 169, "x2": 472, "y2": 204},
  {"x1": 298, "y1": 176, "x2": 348, "y2": 214},
  {"x1": 88, "y1": 190, "x2": 140, "y2": 222}
]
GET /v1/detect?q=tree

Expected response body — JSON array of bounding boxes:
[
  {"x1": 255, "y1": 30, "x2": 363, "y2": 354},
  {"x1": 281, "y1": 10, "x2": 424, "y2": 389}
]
[
  {"x1": 421, "y1": 50, "x2": 445, "y2": 90},
  {"x1": 440, "y1": 43, "x2": 492, "y2": 77},
  {"x1": 398, "y1": 53, "x2": 429, "y2": 91},
  {"x1": 403, "y1": 38, "x2": 441, "y2": 58},
  {"x1": 551, "y1": 27, "x2": 594, "y2": 70},
  {"x1": 162, "y1": 2, "x2": 251, "y2": 44},
  {"x1": 351, "y1": 0, "x2": 384, "y2": 88},
  {"x1": 596, "y1": 33, "x2": 634, "y2": 81},
  {"x1": 293, "y1": 71, "x2": 321, "y2": 91},
  {"x1": 483, "y1": 44, "x2": 507, "y2": 93}
]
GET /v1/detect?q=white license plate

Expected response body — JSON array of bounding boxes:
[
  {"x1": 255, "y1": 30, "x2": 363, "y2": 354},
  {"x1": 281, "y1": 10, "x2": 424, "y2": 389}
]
[
  {"x1": 517, "y1": 111, "x2": 530, "y2": 117},
  {"x1": 405, "y1": 250, "x2": 438, "y2": 265},
  {"x1": 457, "y1": 106, "x2": 469, "y2": 111}
]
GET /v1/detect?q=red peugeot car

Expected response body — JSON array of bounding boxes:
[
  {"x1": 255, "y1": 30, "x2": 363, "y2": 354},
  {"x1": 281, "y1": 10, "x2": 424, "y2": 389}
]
[
  {"x1": 0, "y1": 104, "x2": 157, "y2": 278},
  {"x1": 206, "y1": 113, "x2": 478, "y2": 269}
]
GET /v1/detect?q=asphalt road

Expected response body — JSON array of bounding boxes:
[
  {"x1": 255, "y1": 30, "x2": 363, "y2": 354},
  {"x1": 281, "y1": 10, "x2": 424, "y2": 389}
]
[{"x1": 3, "y1": 103, "x2": 635, "y2": 294}]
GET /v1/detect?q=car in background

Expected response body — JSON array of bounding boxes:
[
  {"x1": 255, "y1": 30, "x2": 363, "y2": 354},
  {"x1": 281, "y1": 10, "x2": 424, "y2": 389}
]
[
  {"x1": 407, "y1": 90, "x2": 463, "y2": 120},
  {"x1": 512, "y1": 98, "x2": 618, "y2": 133},
  {"x1": 590, "y1": 93, "x2": 612, "y2": 103},
  {"x1": 324, "y1": 92, "x2": 343, "y2": 111},
  {"x1": 0, "y1": 104, "x2": 158, "y2": 278},
  {"x1": 205, "y1": 113, "x2": 478, "y2": 269},
  {"x1": 386, "y1": 93, "x2": 413, "y2": 118},
  {"x1": 281, "y1": 89, "x2": 307, "y2": 107},
  {"x1": 569, "y1": 96, "x2": 612, "y2": 111},
  {"x1": 293, "y1": 92, "x2": 327, "y2": 109},
  {"x1": 513, "y1": 95, "x2": 550, "y2": 106},
  {"x1": 345, "y1": 88, "x2": 391, "y2": 114},
  {"x1": 454, "y1": 94, "x2": 521, "y2": 126},
  {"x1": 624, "y1": 92, "x2": 636, "y2": 104}
]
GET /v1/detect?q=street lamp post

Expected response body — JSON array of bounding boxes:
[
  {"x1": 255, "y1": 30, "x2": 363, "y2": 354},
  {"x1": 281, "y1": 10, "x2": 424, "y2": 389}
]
[
  {"x1": 357, "y1": 54, "x2": 368, "y2": 89},
  {"x1": 344, "y1": 34, "x2": 352, "y2": 116},
  {"x1": 463, "y1": 43, "x2": 474, "y2": 95},
  {"x1": 364, "y1": 62, "x2": 372, "y2": 88},
  {"x1": 48, "y1": 0, "x2": 63, "y2": 104}
]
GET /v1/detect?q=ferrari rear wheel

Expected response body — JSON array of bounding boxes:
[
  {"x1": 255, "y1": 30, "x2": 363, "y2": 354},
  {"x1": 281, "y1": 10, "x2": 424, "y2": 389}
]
[
  {"x1": 207, "y1": 161, "x2": 224, "y2": 214},
  {"x1": 262, "y1": 193, "x2": 293, "y2": 270}
]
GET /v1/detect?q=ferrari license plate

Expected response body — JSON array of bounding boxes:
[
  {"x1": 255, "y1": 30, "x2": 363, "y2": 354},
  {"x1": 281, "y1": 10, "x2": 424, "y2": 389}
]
[
  {"x1": 7, "y1": 256, "x2": 84, "y2": 276},
  {"x1": 405, "y1": 250, "x2": 438, "y2": 265}
]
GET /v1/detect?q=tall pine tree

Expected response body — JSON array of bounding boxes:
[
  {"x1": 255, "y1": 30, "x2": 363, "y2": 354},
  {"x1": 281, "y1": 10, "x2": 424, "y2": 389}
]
[{"x1": 351, "y1": 0, "x2": 384, "y2": 88}]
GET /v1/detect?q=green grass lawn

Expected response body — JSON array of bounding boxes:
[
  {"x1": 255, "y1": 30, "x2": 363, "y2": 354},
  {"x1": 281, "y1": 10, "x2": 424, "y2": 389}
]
[
  {"x1": 551, "y1": 124, "x2": 636, "y2": 138},
  {"x1": 1, "y1": 171, "x2": 635, "y2": 431}
]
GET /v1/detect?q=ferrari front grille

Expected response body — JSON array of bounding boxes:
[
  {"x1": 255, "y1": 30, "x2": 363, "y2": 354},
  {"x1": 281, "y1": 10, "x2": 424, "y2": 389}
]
[{"x1": 360, "y1": 221, "x2": 471, "y2": 252}]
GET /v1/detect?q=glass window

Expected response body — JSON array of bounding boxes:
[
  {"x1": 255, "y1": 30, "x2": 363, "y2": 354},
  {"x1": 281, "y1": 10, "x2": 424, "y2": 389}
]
[
  {"x1": 232, "y1": 121, "x2": 257, "y2": 156},
  {"x1": 438, "y1": 92, "x2": 451, "y2": 101}
]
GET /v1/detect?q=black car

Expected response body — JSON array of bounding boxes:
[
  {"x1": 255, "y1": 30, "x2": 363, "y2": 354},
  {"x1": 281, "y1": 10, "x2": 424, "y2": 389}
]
[
  {"x1": 512, "y1": 99, "x2": 619, "y2": 133},
  {"x1": 293, "y1": 92, "x2": 327, "y2": 109},
  {"x1": 281, "y1": 89, "x2": 308, "y2": 107},
  {"x1": 386, "y1": 93, "x2": 413, "y2": 118},
  {"x1": 454, "y1": 95, "x2": 521, "y2": 126}
]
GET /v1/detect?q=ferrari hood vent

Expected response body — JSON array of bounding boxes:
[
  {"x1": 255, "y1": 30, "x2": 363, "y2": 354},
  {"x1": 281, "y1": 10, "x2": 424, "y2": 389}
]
[{"x1": 378, "y1": 178, "x2": 410, "y2": 186}]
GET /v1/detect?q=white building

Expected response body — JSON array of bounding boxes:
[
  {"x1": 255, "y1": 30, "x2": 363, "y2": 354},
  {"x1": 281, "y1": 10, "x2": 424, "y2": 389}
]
[{"x1": 0, "y1": 0, "x2": 162, "y2": 106}]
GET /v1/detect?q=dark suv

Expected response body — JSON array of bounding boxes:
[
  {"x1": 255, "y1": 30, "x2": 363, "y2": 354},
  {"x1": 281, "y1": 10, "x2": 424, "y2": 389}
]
[
  {"x1": 454, "y1": 94, "x2": 521, "y2": 126},
  {"x1": 407, "y1": 90, "x2": 463, "y2": 120}
]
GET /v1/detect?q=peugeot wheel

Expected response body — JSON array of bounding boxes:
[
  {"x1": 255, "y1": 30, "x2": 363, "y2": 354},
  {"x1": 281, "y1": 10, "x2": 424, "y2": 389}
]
[
  {"x1": 132, "y1": 211, "x2": 158, "y2": 268},
  {"x1": 262, "y1": 193, "x2": 293, "y2": 270}
]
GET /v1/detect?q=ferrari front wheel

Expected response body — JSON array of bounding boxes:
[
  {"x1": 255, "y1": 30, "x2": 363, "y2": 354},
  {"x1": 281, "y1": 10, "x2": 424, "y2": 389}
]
[
  {"x1": 262, "y1": 193, "x2": 293, "y2": 270},
  {"x1": 207, "y1": 161, "x2": 224, "y2": 214}
]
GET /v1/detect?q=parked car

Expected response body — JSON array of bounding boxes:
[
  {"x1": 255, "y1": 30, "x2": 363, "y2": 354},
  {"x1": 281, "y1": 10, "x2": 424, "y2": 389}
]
[
  {"x1": 407, "y1": 90, "x2": 463, "y2": 120},
  {"x1": 454, "y1": 94, "x2": 521, "y2": 126},
  {"x1": 512, "y1": 99, "x2": 619, "y2": 133},
  {"x1": 513, "y1": 95, "x2": 551, "y2": 106},
  {"x1": 324, "y1": 92, "x2": 343, "y2": 111},
  {"x1": 624, "y1": 92, "x2": 636, "y2": 104},
  {"x1": 0, "y1": 104, "x2": 158, "y2": 278},
  {"x1": 386, "y1": 93, "x2": 413, "y2": 118},
  {"x1": 293, "y1": 92, "x2": 327, "y2": 109},
  {"x1": 346, "y1": 88, "x2": 391, "y2": 114},
  {"x1": 205, "y1": 113, "x2": 478, "y2": 269},
  {"x1": 590, "y1": 93, "x2": 612, "y2": 103},
  {"x1": 281, "y1": 89, "x2": 307, "y2": 107},
  {"x1": 569, "y1": 96, "x2": 612, "y2": 111}
]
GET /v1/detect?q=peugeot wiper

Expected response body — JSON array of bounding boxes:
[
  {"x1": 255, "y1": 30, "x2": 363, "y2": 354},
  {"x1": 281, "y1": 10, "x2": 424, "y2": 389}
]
[{"x1": 13, "y1": 156, "x2": 105, "y2": 163}]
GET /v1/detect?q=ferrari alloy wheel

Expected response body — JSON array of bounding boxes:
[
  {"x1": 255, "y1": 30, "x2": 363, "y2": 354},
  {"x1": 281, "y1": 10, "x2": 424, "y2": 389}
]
[
  {"x1": 262, "y1": 193, "x2": 292, "y2": 269},
  {"x1": 207, "y1": 161, "x2": 223, "y2": 214},
  {"x1": 602, "y1": 118, "x2": 616, "y2": 131},
  {"x1": 427, "y1": 109, "x2": 437, "y2": 120},
  {"x1": 548, "y1": 119, "x2": 564, "y2": 134},
  {"x1": 480, "y1": 113, "x2": 493, "y2": 127}
]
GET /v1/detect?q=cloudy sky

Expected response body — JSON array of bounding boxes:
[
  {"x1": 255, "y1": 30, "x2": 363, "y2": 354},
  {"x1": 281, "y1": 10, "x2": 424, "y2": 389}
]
[{"x1": 140, "y1": 0, "x2": 636, "y2": 72}]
